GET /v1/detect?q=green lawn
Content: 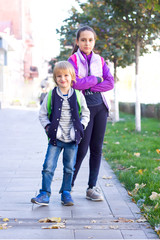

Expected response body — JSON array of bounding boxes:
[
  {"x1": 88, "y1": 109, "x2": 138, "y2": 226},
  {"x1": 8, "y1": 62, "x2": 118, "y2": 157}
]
[{"x1": 103, "y1": 112, "x2": 160, "y2": 233}]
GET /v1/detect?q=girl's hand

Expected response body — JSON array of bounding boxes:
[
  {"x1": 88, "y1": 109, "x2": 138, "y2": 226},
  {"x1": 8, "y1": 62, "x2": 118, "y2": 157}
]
[{"x1": 96, "y1": 76, "x2": 104, "y2": 83}]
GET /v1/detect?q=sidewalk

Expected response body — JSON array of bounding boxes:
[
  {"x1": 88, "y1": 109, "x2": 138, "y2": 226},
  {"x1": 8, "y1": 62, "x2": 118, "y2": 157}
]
[{"x1": 0, "y1": 107, "x2": 158, "y2": 239}]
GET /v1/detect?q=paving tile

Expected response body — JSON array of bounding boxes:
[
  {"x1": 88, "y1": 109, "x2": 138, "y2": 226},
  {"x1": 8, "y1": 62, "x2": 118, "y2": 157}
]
[
  {"x1": 0, "y1": 228, "x2": 74, "y2": 239},
  {"x1": 121, "y1": 229, "x2": 148, "y2": 239},
  {"x1": 75, "y1": 229, "x2": 123, "y2": 239}
]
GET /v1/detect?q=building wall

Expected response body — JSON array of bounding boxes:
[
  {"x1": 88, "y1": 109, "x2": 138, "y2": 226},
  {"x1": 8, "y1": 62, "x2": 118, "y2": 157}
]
[{"x1": 0, "y1": 0, "x2": 22, "y2": 39}]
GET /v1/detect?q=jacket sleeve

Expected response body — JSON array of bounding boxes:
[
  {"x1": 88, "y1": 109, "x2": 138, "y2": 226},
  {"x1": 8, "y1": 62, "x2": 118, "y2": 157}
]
[
  {"x1": 39, "y1": 93, "x2": 51, "y2": 128},
  {"x1": 90, "y1": 61, "x2": 114, "y2": 92},
  {"x1": 68, "y1": 57, "x2": 98, "y2": 90},
  {"x1": 79, "y1": 92, "x2": 90, "y2": 129}
]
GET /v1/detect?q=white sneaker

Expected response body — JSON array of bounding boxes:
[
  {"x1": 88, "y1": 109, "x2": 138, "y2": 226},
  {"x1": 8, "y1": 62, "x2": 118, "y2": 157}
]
[{"x1": 86, "y1": 187, "x2": 104, "y2": 201}]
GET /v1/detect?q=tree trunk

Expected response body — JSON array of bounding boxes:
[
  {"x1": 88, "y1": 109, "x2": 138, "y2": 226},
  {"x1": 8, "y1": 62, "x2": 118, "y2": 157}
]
[
  {"x1": 135, "y1": 37, "x2": 141, "y2": 132},
  {"x1": 114, "y1": 59, "x2": 119, "y2": 122}
]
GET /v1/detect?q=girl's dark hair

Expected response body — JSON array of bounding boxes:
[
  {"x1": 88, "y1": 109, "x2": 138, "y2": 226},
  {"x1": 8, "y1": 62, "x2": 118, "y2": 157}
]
[{"x1": 72, "y1": 25, "x2": 97, "y2": 54}]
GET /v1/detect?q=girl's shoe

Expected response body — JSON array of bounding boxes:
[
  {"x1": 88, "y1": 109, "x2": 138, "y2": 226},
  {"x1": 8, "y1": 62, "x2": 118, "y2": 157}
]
[
  {"x1": 61, "y1": 191, "x2": 74, "y2": 206},
  {"x1": 31, "y1": 192, "x2": 50, "y2": 206},
  {"x1": 86, "y1": 187, "x2": 104, "y2": 201}
]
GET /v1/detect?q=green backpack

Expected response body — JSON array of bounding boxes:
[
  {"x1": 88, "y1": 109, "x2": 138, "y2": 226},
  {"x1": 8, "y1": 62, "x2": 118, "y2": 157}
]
[{"x1": 47, "y1": 89, "x2": 81, "y2": 119}]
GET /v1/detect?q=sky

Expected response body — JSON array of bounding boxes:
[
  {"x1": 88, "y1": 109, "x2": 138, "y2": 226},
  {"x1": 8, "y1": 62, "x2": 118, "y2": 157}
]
[{"x1": 30, "y1": 0, "x2": 79, "y2": 63}]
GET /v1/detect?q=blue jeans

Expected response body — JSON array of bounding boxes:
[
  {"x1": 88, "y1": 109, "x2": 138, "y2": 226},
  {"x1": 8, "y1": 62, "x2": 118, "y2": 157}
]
[{"x1": 40, "y1": 140, "x2": 78, "y2": 196}]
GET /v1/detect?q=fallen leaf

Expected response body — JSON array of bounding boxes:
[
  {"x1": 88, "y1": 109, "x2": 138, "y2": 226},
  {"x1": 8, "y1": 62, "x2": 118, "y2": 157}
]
[
  {"x1": 91, "y1": 220, "x2": 96, "y2": 223},
  {"x1": 41, "y1": 222, "x2": 65, "y2": 229},
  {"x1": 136, "y1": 216, "x2": 147, "y2": 223},
  {"x1": 102, "y1": 175, "x2": 112, "y2": 179},
  {"x1": 109, "y1": 225, "x2": 119, "y2": 229},
  {"x1": 128, "y1": 191, "x2": 132, "y2": 196},
  {"x1": 154, "y1": 202, "x2": 159, "y2": 209},
  {"x1": 136, "y1": 169, "x2": 144, "y2": 175},
  {"x1": 114, "y1": 217, "x2": 134, "y2": 223},
  {"x1": 3, "y1": 218, "x2": 9, "y2": 222},
  {"x1": 134, "y1": 152, "x2": 140, "y2": 157},
  {"x1": 131, "y1": 198, "x2": 136, "y2": 203},
  {"x1": 84, "y1": 226, "x2": 92, "y2": 229},
  {"x1": 0, "y1": 223, "x2": 12, "y2": 230},
  {"x1": 39, "y1": 217, "x2": 61, "y2": 223},
  {"x1": 156, "y1": 149, "x2": 160, "y2": 154},
  {"x1": 149, "y1": 192, "x2": 160, "y2": 201},
  {"x1": 125, "y1": 165, "x2": 137, "y2": 171},
  {"x1": 155, "y1": 166, "x2": 160, "y2": 171},
  {"x1": 105, "y1": 183, "x2": 113, "y2": 187}
]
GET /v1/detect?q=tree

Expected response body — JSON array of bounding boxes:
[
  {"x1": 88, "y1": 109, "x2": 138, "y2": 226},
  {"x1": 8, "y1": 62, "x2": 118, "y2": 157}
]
[
  {"x1": 56, "y1": 0, "x2": 160, "y2": 129},
  {"x1": 57, "y1": 0, "x2": 135, "y2": 122},
  {"x1": 108, "y1": 0, "x2": 160, "y2": 131}
]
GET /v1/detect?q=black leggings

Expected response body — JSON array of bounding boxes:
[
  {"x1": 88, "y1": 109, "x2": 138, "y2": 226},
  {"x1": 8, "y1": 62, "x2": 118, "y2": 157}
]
[{"x1": 72, "y1": 103, "x2": 108, "y2": 188}]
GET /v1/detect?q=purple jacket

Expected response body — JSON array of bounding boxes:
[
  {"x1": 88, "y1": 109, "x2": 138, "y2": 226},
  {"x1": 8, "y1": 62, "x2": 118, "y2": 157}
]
[{"x1": 68, "y1": 49, "x2": 114, "y2": 110}]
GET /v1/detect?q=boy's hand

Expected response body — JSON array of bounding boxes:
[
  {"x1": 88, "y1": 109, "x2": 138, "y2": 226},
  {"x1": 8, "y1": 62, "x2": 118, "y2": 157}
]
[{"x1": 45, "y1": 124, "x2": 50, "y2": 136}]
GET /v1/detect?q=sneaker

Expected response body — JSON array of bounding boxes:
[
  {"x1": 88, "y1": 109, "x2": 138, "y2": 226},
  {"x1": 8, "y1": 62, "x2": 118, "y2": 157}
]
[
  {"x1": 86, "y1": 187, "x2": 104, "y2": 201},
  {"x1": 61, "y1": 191, "x2": 74, "y2": 206},
  {"x1": 31, "y1": 192, "x2": 50, "y2": 206}
]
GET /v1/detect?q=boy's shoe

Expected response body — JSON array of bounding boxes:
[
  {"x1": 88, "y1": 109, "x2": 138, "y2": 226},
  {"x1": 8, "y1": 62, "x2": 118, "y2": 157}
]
[
  {"x1": 61, "y1": 191, "x2": 74, "y2": 206},
  {"x1": 86, "y1": 187, "x2": 104, "y2": 201},
  {"x1": 31, "y1": 192, "x2": 50, "y2": 206}
]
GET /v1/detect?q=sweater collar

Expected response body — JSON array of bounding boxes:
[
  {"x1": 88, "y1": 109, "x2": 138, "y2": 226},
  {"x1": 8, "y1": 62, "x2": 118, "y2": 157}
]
[{"x1": 56, "y1": 87, "x2": 74, "y2": 99}]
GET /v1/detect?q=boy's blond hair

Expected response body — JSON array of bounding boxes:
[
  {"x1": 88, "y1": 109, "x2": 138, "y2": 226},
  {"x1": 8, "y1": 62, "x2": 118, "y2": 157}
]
[{"x1": 53, "y1": 61, "x2": 76, "y2": 86}]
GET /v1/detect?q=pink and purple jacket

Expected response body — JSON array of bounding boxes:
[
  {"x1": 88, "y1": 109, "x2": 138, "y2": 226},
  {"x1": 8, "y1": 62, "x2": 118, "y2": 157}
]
[{"x1": 68, "y1": 49, "x2": 114, "y2": 111}]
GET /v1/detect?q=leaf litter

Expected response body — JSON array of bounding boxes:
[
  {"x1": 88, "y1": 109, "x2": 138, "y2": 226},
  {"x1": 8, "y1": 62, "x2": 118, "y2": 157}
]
[{"x1": 38, "y1": 217, "x2": 66, "y2": 229}]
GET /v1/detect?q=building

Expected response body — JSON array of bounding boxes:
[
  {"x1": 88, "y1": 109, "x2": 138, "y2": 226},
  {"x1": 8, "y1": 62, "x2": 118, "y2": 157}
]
[{"x1": 0, "y1": 0, "x2": 39, "y2": 107}]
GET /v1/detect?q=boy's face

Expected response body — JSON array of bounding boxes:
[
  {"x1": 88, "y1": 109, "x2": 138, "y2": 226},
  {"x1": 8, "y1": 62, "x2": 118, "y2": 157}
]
[{"x1": 55, "y1": 70, "x2": 72, "y2": 93}]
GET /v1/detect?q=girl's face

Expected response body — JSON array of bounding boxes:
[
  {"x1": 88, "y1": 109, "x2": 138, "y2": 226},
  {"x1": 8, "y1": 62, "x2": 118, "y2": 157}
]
[
  {"x1": 76, "y1": 30, "x2": 95, "y2": 55},
  {"x1": 55, "y1": 70, "x2": 72, "y2": 93}
]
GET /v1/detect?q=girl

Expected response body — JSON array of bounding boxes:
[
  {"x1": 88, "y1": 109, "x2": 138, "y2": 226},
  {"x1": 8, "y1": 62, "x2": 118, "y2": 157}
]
[
  {"x1": 68, "y1": 25, "x2": 114, "y2": 201},
  {"x1": 31, "y1": 61, "x2": 90, "y2": 206}
]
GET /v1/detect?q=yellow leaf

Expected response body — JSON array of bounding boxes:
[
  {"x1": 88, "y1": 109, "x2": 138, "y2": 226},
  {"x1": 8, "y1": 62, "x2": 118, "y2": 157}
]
[
  {"x1": 3, "y1": 218, "x2": 9, "y2": 222},
  {"x1": 41, "y1": 223, "x2": 65, "y2": 229},
  {"x1": 102, "y1": 175, "x2": 112, "y2": 179},
  {"x1": 136, "y1": 169, "x2": 143, "y2": 175},
  {"x1": 156, "y1": 149, "x2": 160, "y2": 154},
  {"x1": 39, "y1": 217, "x2": 61, "y2": 223}
]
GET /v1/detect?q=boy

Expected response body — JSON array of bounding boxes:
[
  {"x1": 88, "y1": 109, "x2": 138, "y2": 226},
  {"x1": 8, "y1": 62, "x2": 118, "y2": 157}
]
[{"x1": 31, "y1": 61, "x2": 90, "y2": 206}]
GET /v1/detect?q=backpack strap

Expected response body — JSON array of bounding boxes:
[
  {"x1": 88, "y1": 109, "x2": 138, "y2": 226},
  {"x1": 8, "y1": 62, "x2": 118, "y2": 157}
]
[
  {"x1": 47, "y1": 89, "x2": 52, "y2": 119},
  {"x1": 70, "y1": 54, "x2": 77, "y2": 67},
  {"x1": 101, "y1": 56, "x2": 105, "y2": 67},
  {"x1": 75, "y1": 89, "x2": 81, "y2": 116},
  {"x1": 47, "y1": 89, "x2": 81, "y2": 118}
]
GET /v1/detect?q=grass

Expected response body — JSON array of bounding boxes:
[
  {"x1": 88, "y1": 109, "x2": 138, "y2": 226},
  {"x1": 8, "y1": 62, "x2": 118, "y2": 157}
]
[{"x1": 102, "y1": 112, "x2": 160, "y2": 232}]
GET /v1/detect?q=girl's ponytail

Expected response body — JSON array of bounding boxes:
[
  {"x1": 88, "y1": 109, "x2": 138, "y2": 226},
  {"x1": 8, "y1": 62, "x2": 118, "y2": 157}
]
[{"x1": 72, "y1": 44, "x2": 79, "y2": 55}]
